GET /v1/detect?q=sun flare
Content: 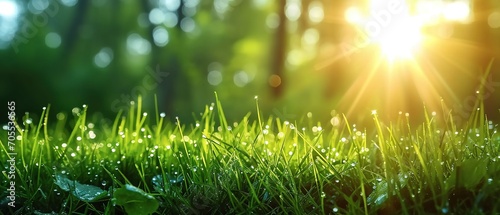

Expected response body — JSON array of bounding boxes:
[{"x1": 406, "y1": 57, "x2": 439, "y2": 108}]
[
  {"x1": 377, "y1": 17, "x2": 423, "y2": 61},
  {"x1": 368, "y1": 0, "x2": 424, "y2": 62}
]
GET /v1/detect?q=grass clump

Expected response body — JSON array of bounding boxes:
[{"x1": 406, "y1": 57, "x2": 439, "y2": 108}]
[{"x1": 1, "y1": 94, "x2": 500, "y2": 214}]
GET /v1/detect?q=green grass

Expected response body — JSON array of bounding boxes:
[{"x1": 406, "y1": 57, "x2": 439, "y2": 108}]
[{"x1": 1, "y1": 93, "x2": 500, "y2": 214}]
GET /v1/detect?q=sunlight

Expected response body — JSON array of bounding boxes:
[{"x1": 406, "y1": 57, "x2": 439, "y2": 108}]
[
  {"x1": 377, "y1": 17, "x2": 423, "y2": 61},
  {"x1": 345, "y1": 6, "x2": 363, "y2": 24},
  {"x1": 0, "y1": 0, "x2": 20, "y2": 49},
  {"x1": 0, "y1": 0, "x2": 18, "y2": 18},
  {"x1": 367, "y1": 0, "x2": 423, "y2": 61},
  {"x1": 341, "y1": 0, "x2": 472, "y2": 62},
  {"x1": 442, "y1": 1, "x2": 471, "y2": 22}
]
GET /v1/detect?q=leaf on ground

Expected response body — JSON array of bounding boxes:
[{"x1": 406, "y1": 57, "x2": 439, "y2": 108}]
[
  {"x1": 152, "y1": 174, "x2": 184, "y2": 193},
  {"x1": 367, "y1": 173, "x2": 408, "y2": 206},
  {"x1": 113, "y1": 184, "x2": 159, "y2": 215},
  {"x1": 54, "y1": 174, "x2": 108, "y2": 202},
  {"x1": 445, "y1": 158, "x2": 488, "y2": 191}
]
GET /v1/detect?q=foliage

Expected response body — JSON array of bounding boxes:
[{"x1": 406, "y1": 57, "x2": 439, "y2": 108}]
[
  {"x1": 113, "y1": 184, "x2": 159, "y2": 215},
  {"x1": 1, "y1": 95, "x2": 500, "y2": 214},
  {"x1": 54, "y1": 174, "x2": 108, "y2": 202}
]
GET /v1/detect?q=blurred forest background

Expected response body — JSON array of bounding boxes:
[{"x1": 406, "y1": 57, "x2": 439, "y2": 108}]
[{"x1": 1, "y1": 0, "x2": 500, "y2": 126}]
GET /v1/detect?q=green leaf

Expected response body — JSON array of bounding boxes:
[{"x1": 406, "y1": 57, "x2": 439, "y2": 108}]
[
  {"x1": 445, "y1": 158, "x2": 488, "y2": 191},
  {"x1": 367, "y1": 179, "x2": 388, "y2": 206},
  {"x1": 368, "y1": 173, "x2": 408, "y2": 206},
  {"x1": 54, "y1": 174, "x2": 108, "y2": 202},
  {"x1": 113, "y1": 184, "x2": 159, "y2": 215}
]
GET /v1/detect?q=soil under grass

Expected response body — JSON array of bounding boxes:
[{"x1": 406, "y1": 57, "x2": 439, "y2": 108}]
[{"x1": 1, "y1": 96, "x2": 500, "y2": 214}]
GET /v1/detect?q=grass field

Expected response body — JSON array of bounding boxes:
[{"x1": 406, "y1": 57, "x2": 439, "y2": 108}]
[{"x1": 1, "y1": 93, "x2": 500, "y2": 214}]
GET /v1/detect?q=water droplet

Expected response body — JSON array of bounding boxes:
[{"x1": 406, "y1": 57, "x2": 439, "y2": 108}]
[
  {"x1": 333, "y1": 207, "x2": 339, "y2": 213},
  {"x1": 441, "y1": 207, "x2": 449, "y2": 214},
  {"x1": 320, "y1": 192, "x2": 326, "y2": 198}
]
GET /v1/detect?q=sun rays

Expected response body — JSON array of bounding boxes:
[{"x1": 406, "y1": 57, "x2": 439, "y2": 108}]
[{"x1": 313, "y1": 0, "x2": 488, "y2": 121}]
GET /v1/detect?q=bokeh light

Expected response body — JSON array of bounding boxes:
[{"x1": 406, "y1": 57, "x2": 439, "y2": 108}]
[
  {"x1": 127, "y1": 33, "x2": 151, "y2": 55},
  {"x1": 94, "y1": 47, "x2": 114, "y2": 68},
  {"x1": 489, "y1": 11, "x2": 500, "y2": 29},
  {"x1": 0, "y1": 0, "x2": 19, "y2": 49},
  {"x1": 45, "y1": 32, "x2": 61, "y2": 48},
  {"x1": 153, "y1": 27, "x2": 169, "y2": 47}
]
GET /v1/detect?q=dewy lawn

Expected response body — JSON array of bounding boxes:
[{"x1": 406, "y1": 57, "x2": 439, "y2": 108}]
[{"x1": 1, "y1": 94, "x2": 500, "y2": 214}]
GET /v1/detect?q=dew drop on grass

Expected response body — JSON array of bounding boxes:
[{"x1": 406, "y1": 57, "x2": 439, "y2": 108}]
[
  {"x1": 71, "y1": 153, "x2": 76, "y2": 157},
  {"x1": 333, "y1": 207, "x2": 338, "y2": 213},
  {"x1": 320, "y1": 192, "x2": 326, "y2": 198},
  {"x1": 441, "y1": 207, "x2": 449, "y2": 214},
  {"x1": 488, "y1": 178, "x2": 493, "y2": 184}
]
